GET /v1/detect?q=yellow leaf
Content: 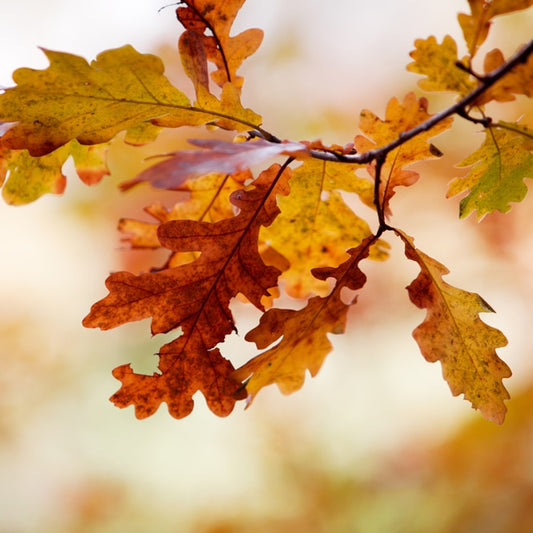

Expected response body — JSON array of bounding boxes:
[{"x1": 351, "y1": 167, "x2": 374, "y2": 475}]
[
  {"x1": 354, "y1": 92, "x2": 453, "y2": 216},
  {"x1": 233, "y1": 239, "x2": 372, "y2": 403},
  {"x1": 458, "y1": 0, "x2": 533, "y2": 57},
  {"x1": 399, "y1": 231, "x2": 511, "y2": 424},
  {"x1": 0, "y1": 45, "x2": 261, "y2": 157},
  {"x1": 407, "y1": 36, "x2": 477, "y2": 94},
  {"x1": 0, "y1": 139, "x2": 108, "y2": 204},
  {"x1": 261, "y1": 158, "x2": 386, "y2": 298}
]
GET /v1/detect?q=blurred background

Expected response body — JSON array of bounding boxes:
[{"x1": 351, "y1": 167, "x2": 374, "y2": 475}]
[{"x1": 1, "y1": 1, "x2": 533, "y2": 531}]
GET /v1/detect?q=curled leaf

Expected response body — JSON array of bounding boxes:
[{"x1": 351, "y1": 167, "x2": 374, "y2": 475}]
[{"x1": 121, "y1": 138, "x2": 307, "y2": 191}]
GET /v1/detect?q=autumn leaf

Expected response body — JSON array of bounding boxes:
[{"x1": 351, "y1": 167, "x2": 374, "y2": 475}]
[
  {"x1": 458, "y1": 0, "x2": 533, "y2": 58},
  {"x1": 109, "y1": 338, "x2": 245, "y2": 419},
  {"x1": 407, "y1": 35, "x2": 477, "y2": 94},
  {"x1": 119, "y1": 170, "x2": 251, "y2": 267},
  {"x1": 84, "y1": 163, "x2": 290, "y2": 418},
  {"x1": 176, "y1": 0, "x2": 263, "y2": 91},
  {"x1": 399, "y1": 231, "x2": 511, "y2": 424},
  {"x1": 447, "y1": 124, "x2": 533, "y2": 219},
  {"x1": 475, "y1": 47, "x2": 533, "y2": 105},
  {"x1": 120, "y1": 138, "x2": 307, "y2": 191},
  {"x1": 354, "y1": 92, "x2": 452, "y2": 216},
  {"x1": 260, "y1": 158, "x2": 387, "y2": 298},
  {"x1": 0, "y1": 45, "x2": 261, "y2": 158},
  {"x1": 233, "y1": 237, "x2": 373, "y2": 404},
  {"x1": 0, "y1": 139, "x2": 108, "y2": 205}
]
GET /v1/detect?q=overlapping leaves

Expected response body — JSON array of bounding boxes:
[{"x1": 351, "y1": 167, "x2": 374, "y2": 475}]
[
  {"x1": 0, "y1": 43, "x2": 260, "y2": 203},
  {"x1": 84, "y1": 163, "x2": 291, "y2": 417},
  {"x1": 2, "y1": 0, "x2": 531, "y2": 423}
]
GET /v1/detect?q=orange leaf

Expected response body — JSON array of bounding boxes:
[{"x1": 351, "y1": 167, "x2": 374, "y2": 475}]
[
  {"x1": 119, "y1": 171, "x2": 250, "y2": 251},
  {"x1": 84, "y1": 163, "x2": 291, "y2": 418},
  {"x1": 176, "y1": 0, "x2": 263, "y2": 91},
  {"x1": 119, "y1": 170, "x2": 251, "y2": 271},
  {"x1": 233, "y1": 237, "x2": 372, "y2": 403},
  {"x1": 458, "y1": 0, "x2": 533, "y2": 57},
  {"x1": 354, "y1": 93, "x2": 452, "y2": 216},
  {"x1": 399, "y1": 231, "x2": 511, "y2": 424},
  {"x1": 475, "y1": 47, "x2": 533, "y2": 105}
]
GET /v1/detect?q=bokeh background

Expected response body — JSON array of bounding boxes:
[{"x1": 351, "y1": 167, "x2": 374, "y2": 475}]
[{"x1": 1, "y1": 1, "x2": 533, "y2": 531}]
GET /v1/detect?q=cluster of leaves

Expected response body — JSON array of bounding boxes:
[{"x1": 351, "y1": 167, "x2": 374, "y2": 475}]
[{"x1": 1, "y1": 0, "x2": 532, "y2": 424}]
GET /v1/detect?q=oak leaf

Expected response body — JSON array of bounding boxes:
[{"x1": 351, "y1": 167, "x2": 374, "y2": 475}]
[
  {"x1": 260, "y1": 158, "x2": 387, "y2": 297},
  {"x1": 176, "y1": 0, "x2": 263, "y2": 91},
  {"x1": 399, "y1": 231, "x2": 511, "y2": 424},
  {"x1": 458, "y1": 0, "x2": 533, "y2": 57},
  {"x1": 354, "y1": 92, "x2": 452, "y2": 216},
  {"x1": 83, "y1": 164, "x2": 290, "y2": 417},
  {"x1": 407, "y1": 36, "x2": 477, "y2": 94},
  {"x1": 475, "y1": 47, "x2": 533, "y2": 105},
  {"x1": 233, "y1": 238, "x2": 372, "y2": 403},
  {"x1": 0, "y1": 140, "x2": 108, "y2": 205},
  {"x1": 121, "y1": 138, "x2": 307, "y2": 191},
  {"x1": 447, "y1": 125, "x2": 533, "y2": 219},
  {"x1": 119, "y1": 170, "x2": 251, "y2": 267},
  {"x1": 119, "y1": 170, "x2": 250, "y2": 241},
  {"x1": 0, "y1": 45, "x2": 261, "y2": 158},
  {"x1": 109, "y1": 338, "x2": 245, "y2": 419}
]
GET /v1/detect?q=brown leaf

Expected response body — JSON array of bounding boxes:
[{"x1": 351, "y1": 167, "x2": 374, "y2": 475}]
[
  {"x1": 176, "y1": 0, "x2": 263, "y2": 91},
  {"x1": 110, "y1": 338, "x2": 245, "y2": 419},
  {"x1": 233, "y1": 237, "x2": 373, "y2": 403},
  {"x1": 84, "y1": 163, "x2": 291, "y2": 417}
]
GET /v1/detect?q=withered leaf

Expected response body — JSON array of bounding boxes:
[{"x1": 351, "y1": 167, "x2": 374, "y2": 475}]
[
  {"x1": 84, "y1": 164, "x2": 291, "y2": 417},
  {"x1": 176, "y1": 0, "x2": 263, "y2": 91}
]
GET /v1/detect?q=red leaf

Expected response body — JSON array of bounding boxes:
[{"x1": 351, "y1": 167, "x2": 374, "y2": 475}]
[{"x1": 120, "y1": 138, "x2": 307, "y2": 191}]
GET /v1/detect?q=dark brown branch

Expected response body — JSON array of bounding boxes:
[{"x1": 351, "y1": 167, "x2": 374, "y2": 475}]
[{"x1": 301, "y1": 38, "x2": 533, "y2": 165}]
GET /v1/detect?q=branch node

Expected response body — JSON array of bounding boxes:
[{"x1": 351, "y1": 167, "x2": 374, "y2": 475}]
[{"x1": 455, "y1": 60, "x2": 486, "y2": 82}]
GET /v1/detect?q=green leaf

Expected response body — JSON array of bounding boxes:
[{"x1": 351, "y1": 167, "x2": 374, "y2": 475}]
[{"x1": 448, "y1": 125, "x2": 533, "y2": 219}]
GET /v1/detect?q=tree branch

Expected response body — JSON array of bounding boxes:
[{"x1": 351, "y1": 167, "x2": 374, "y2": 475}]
[{"x1": 301, "y1": 38, "x2": 533, "y2": 165}]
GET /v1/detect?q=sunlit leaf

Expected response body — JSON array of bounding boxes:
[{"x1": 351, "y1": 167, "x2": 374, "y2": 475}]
[
  {"x1": 400, "y1": 231, "x2": 511, "y2": 424},
  {"x1": 448, "y1": 125, "x2": 533, "y2": 219}
]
